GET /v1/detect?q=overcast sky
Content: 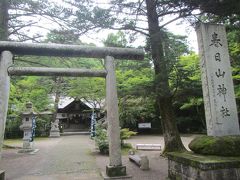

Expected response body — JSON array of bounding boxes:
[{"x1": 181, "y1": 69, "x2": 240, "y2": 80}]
[{"x1": 20, "y1": 0, "x2": 199, "y2": 52}]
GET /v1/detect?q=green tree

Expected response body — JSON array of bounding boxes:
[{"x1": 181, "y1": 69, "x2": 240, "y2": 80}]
[
  {"x1": 174, "y1": 0, "x2": 240, "y2": 16},
  {"x1": 68, "y1": 77, "x2": 105, "y2": 109}
]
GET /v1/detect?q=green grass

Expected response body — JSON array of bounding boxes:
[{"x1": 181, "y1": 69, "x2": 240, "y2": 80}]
[
  {"x1": 121, "y1": 143, "x2": 135, "y2": 155},
  {"x1": 4, "y1": 139, "x2": 22, "y2": 146},
  {"x1": 4, "y1": 137, "x2": 49, "y2": 146}
]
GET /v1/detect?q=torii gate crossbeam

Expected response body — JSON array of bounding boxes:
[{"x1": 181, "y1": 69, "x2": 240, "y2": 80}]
[{"x1": 0, "y1": 41, "x2": 144, "y2": 178}]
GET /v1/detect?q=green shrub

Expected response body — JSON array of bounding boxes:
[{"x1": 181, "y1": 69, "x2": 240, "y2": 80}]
[
  {"x1": 4, "y1": 117, "x2": 22, "y2": 139},
  {"x1": 95, "y1": 126, "x2": 137, "y2": 154},
  {"x1": 95, "y1": 124, "x2": 109, "y2": 154},
  {"x1": 120, "y1": 128, "x2": 137, "y2": 145}
]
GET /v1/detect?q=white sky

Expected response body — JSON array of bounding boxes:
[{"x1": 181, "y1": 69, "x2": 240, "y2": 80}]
[
  {"x1": 15, "y1": 0, "x2": 199, "y2": 53},
  {"x1": 79, "y1": 19, "x2": 199, "y2": 52},
  {"x1": 75, "y1": 0, "x2": 199, "y2": 52},
  {"x1": 166, "y1": 20, "x2": 198, "y2": 52}
]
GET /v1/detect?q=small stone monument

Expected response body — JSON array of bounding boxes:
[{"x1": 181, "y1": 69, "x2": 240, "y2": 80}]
[
  {"x1": 49, "y1": 118, "x2": 60, "y2": 137},
  {"x1": 19, "y1": 102, "x2": 36, "y2": 153}
]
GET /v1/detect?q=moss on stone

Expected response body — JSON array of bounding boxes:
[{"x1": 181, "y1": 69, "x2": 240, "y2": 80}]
[
  {"x1": 189, "y1": 135, "x2": 240, "y2": 156},
  {"x1": 106, "y1": 165, "x2": 127, "y2": 177},
  {"x1": 167, "y1": 152, "x2": 240, "y2": 170}
]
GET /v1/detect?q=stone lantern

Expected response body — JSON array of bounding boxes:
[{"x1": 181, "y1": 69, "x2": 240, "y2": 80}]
[{"x1": 19, "y1": 102, "x2": 37, "y2": 152}]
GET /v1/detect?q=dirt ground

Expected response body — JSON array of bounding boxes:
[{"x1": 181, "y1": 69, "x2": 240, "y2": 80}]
[
  {"x1": 0, "y1": 134, "x2": 198, "y2": 180},
  {"x1": 96, "y1": 134, "x2": 199, "y2": 180}
]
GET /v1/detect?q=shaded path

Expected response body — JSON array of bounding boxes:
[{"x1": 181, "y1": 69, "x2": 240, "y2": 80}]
[
  {"x1": 0, "y1": 135, "x2": 102, "y2": 180},
  {"x1": 1, "y1": 134, "x2": 198, "y2": 180}
]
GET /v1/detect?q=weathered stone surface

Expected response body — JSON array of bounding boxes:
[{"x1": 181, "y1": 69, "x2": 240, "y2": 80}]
[
  {"x1": 168, "y1": 152, "x2": 240, "y2": 180},
  {"x1": 102, "y1": 171, "x2": 132, "y2": 180},
  {"x1": 8, "y1": 67, "x2": 107, "y2": 77},
  {"x1": 167, "y1": 152, "x2": 240, "y2": 170},
  {"x1": 19, "y1": 102, "x2": 36, "y2": 152},
  {"x1": 106, "y1": 165, "x2": 127, "y2": 177},
  {"x1": 0, "y1": 170, "x2": 5, "y2": 180},
  {"x1": 140, "y1": 155, "x2": 149, "y2": 170},
  {"x1": 105, "y1": 56, "x2": 122, "y2": 167},
  {"x1": 189, "y1": 135, "x2": 240, "y2": 156},
  {"x1": 0, "y1": 41, "x2": 144, "y2": 60},
  {"x1": 49, "y1": 130, "x2": 60, "y2": 138},
  {"x1": 196, "y1": 23, "x2": 240, "y2": 136},
  {"x1": 49, "y1": 119, "x2": 60, "y2": 138},
  {"x1": 0, "y1": 51, "x2": 12, "y2": 158}
]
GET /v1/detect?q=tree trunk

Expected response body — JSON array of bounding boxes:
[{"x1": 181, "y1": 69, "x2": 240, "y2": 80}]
[
  {"x1": 145, "y1": 0, "x2": 186, "y2": 153},
  {"x1": 0, "y1": 0, "x2": 9, "y2": 40}
]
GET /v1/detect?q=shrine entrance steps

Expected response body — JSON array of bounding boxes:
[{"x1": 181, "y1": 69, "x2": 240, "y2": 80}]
[{"x1": 61, "y1": 129, "x2": 90, "y2": 136}]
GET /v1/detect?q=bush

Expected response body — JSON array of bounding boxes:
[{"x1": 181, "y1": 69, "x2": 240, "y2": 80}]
[
  {"x1": 120, "y1": 128, "x2": 137, "y2": 145},
  {"x1": 176, "y1": 116, "x2": 205, "y2": 133},
  {"x1": 35, "y1": 117, "x2": 51, "y2": 137},
  {"x1": 4, "y1": 118, "x2": 22, "y2": 139},
  {"x1": 95, "y1": 125, "x2": 137, "y2": 154},
  {"x1": 95, "y1": 124, "x2": 109, "y2": 154},
  {"x1": 4, "y1": 115, "x2": 51, "y2": 139}
]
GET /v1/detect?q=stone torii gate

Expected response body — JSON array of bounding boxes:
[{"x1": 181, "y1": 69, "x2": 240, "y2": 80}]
[{"x1": 0, "y1": 41, "x2": 144, "y2": 178}]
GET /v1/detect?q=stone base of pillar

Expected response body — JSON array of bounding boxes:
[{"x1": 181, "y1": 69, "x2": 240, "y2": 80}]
[
  {"x1": 49, "y1": 129, "x2": 60, "y2": 138},
  {"x1": 23, "y1": 140, "x2": 33, "y2": 149},
  {"x1": 105, "y1": 165, "x2": 128, "y2": 178},
  {"x1": 18, "y1": 148, "x2": 35, "y2": 153},
  {"x1": 0, "y1": 170, "x2": 5, "y2": 180},
  {"x1": 102, "y1": 171, "x2": 132, "y2": 180},
  {"x1": 168, "y1": 152, "x2": 240, "y2": 180},
  {"x1": 18, "y1": 141, "x2": 35, "y2": 153}
]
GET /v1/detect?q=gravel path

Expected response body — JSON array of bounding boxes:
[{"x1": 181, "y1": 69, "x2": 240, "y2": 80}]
[
  {"x1": 96, "y1": 134, "x2": 198, "y2": 180},
  {"x1": 0, "y1": 135, "x2": 101, "y2": 180},
  {"x1": 0, "y1": 134, "x2": 197, "y2": 180}
]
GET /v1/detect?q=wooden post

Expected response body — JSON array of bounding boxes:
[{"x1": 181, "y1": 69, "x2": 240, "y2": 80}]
[
  {"x1": 0, "y1": 51, "x2": 12, "y2": 158},
  {"x1": 105, "y1": 56, "x2": 127, "y2": 177}
]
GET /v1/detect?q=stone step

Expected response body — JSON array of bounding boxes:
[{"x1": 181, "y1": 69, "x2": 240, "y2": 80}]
[
  {"x1": 60, "y1": 131, "x2": 90, "y2": 136},
  {"x1": 63, "y1": 128, "x2": 89, "y2": 132}
]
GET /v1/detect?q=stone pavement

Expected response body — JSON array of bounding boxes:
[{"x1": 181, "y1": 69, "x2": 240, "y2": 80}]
[
  {"x1": 0, "y1": 135, "x2": 102, "y2": 180},
  {"x1": 0, "y1": 134, "x2": 197, "y2": 180}
]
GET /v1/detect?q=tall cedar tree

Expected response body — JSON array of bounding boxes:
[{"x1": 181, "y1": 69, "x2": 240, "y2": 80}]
[{"x1": 145, "y1": 0, "x2": 186, "y2": 153}]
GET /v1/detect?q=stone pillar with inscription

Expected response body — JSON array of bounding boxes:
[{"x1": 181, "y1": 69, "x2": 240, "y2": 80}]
[{"x1": 196, "y1": 23, "x2": 240, "y2": 136}]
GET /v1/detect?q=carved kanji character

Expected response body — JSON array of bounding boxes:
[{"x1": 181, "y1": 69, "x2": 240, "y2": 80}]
[
  {"x1": 215, "y1": 69, "x2": 225, "y2": 78},
  {"x1": 215, "y1": 52, "x2": 221, "y2": 62},
  {"x1": 210, "y1": 32, "x2": 222, "y2": 47},
  {"x1": 217, "y1": 84, "x2": 227, "y2": 102},
  {"x1": 220, "y1": 106, "x2": 230, "y2": 118}
]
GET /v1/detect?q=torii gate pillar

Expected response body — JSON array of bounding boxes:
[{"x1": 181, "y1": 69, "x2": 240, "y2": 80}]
[
  {"x1": 0, "y1": 51, "x2": 13, "y2": 158},
  {"x1": 105, "y1": 56, "x2": 129, "y2": 178}
]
